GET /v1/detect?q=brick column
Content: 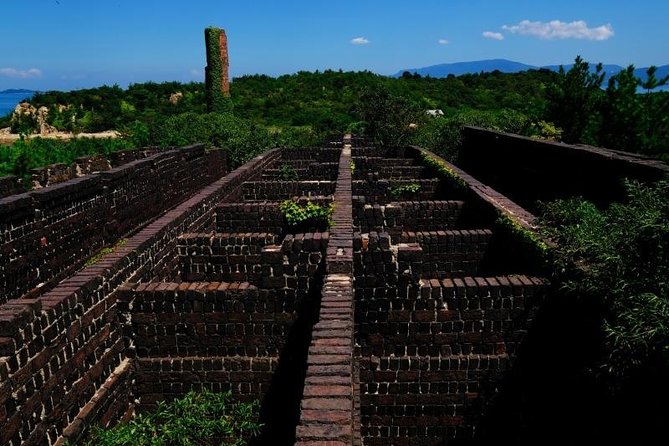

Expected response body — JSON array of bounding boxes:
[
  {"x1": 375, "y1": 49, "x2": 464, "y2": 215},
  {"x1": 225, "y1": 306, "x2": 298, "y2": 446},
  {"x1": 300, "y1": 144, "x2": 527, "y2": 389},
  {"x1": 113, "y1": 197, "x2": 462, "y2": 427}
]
[{"x1": 296, "y1": 136, "x2": 358, "y2": 445}]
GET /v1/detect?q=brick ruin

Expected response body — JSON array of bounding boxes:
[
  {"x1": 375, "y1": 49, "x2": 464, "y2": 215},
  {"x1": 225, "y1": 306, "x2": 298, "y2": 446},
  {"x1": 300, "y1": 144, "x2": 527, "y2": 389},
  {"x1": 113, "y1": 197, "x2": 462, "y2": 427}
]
[{"x1": 0, "y1": 132, "x2": 560, "y2": 445}]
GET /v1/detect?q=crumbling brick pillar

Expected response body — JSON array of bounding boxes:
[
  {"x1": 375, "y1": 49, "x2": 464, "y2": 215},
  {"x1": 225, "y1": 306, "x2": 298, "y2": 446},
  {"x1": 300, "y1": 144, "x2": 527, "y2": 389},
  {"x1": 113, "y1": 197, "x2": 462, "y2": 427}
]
[{"x1": 204, "y1": 27, "x2": 230, "y2": 112}]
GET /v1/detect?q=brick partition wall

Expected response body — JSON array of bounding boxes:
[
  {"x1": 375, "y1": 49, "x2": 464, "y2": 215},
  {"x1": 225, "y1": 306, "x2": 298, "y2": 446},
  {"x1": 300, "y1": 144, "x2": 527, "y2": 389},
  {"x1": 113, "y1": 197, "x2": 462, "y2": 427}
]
[
  {"x1": 459, "y1": 126, "x2": 669, "y2": 212},
  {"x1": 296, "y1": 135, "x2": 360, "y2": 445},
  {"x1": 0, "y1": 148, "x2": 280, "y2": 445},
  {"x1": 0, "y1": 145, "x2": 227, "y2": 304}
]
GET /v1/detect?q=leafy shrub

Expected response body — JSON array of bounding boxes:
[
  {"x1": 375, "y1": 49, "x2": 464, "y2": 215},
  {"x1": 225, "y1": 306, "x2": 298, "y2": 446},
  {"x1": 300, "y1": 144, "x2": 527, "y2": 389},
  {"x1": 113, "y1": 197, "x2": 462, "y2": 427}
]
[
  {"x1": 272, "y1": 126, "x2": 321, "y2": 148},
  {"x1": 390, "y1": 182, "x2": 421, "y2": 198},
  {"x1": 412, "y1": 109, "x2": 532, "y2": 161},
  {"x1": 0, "y1": 137, "x2": 131, "y2": 181},
  {"x1": 152, "y1": 112, "x2": 274, "y2": 168},
  {"x1": 84, "y1": 390, "x2": 261, "y2": 446},
  {"x1": 279, "y1": 199, "x2": 334, "y2": 228},
  {"x1": 539, "y1": 180, "x2": 669, "y2": 383}
]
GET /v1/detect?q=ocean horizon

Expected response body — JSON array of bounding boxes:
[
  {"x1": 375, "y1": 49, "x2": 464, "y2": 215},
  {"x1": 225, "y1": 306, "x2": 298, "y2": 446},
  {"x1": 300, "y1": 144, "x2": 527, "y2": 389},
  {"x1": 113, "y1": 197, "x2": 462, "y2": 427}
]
[{"x1": 0, "y1": 91, "x2": 34, "y2": 118}]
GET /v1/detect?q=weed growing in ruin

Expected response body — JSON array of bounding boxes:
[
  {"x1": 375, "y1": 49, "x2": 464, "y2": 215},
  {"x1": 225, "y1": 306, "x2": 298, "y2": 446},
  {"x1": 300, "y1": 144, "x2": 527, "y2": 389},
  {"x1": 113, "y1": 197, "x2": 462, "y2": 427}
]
[
  {"x1": 390, "y1": 182, "x2": 421, "y2": 198},
  {"x1": 278, "y1": 164, "x2": 299, "y2": 181},
  {"x1": 84, "y1": 238, "x2": 127, "y2": 267},
  {"x1": 279, "y1": 199, "x2": 334, "y2": 228},
  {"x1": 85, "y1": 390, "x2": 261, "y2": 446}
]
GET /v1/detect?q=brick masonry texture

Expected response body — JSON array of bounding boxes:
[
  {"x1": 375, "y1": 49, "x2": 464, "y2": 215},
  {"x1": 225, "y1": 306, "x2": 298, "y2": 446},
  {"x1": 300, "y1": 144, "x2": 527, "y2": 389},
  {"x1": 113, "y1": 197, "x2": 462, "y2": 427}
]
[
  {"x1": 3, "y1": 132, "x2": 649, "y2": 445},
  {"x1": 0, "y1": 147, "x2": 279, "y2": 445},
  {"x1": 0, "y1": 144, "x2": 227, "y2": 304}
]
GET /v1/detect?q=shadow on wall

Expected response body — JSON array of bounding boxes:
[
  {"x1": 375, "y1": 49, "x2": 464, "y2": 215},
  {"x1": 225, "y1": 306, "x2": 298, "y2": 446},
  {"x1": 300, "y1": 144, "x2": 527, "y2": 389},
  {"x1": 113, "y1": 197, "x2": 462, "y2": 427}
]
[
  {"x1": 472, "y1": 288, "x2": 669, "y2": 446},
  {"x1": 251, "y1": 263, "x2": 325, "y2": 446}
]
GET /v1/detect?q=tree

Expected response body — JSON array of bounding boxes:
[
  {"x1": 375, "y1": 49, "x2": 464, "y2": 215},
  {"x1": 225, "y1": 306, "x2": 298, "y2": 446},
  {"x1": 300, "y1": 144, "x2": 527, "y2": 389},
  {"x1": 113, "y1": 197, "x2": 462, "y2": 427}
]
[
  {"x1": 547, "y1": 56, "x2": 605, "y2": 143},
  {"x1": 355, "y1": 86, "x2": 421, "y2": 148}
]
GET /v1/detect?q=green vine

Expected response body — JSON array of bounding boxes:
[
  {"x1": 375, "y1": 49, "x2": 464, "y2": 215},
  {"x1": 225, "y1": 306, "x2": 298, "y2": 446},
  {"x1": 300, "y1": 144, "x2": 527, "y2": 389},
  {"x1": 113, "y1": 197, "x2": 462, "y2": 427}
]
[
  {"x1": 279, "y1": 199, "x2": 334, "y2": 227},
  {"x1": 390, "y1": 182, "x2": 421, "y2": 198},
  {"x1": 420, "y1": 152, "x2": 467, "y2": 190},
  {"x1": 496, "y1": 213, "x2": 550, "y2": 259},
  {"x1": 349, "y1": 160, "x2": 356, "y2": 174},
  {"x1": 204, "y1": 27, "x2": 231, "y2": 113}
]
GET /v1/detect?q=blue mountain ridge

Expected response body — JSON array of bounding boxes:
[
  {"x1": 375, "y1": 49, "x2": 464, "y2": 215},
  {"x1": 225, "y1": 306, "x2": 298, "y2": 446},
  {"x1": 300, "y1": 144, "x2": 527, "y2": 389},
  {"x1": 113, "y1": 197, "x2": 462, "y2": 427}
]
[{"x1": 394, "y1": 59, "x2": 669, "y2": 87}]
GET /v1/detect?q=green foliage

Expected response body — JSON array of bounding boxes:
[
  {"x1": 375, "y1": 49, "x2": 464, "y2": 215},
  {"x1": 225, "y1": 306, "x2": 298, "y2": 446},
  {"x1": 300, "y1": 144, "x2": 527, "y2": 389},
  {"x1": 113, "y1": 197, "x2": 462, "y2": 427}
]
[
  {"x1": 278, "y1": 164, "x2": 298, "y2": 181},
  {"x1": 349, "y1": 160, "x2": 356, "y2": 174},
  {"x1": 390, "y1": 182, "x2": 421, "y2": 198},
  {"x1": 204, "y1": 27, "x2": 232, "y2": 114},
  {"x1": 496, "y1": 213, "x2": 550, "y2": 260},
  {"x1": 84, "y1": 390, "x2": 261, "y2": 446},
  {"x1": 0, "y1": 137, "x2": 131, "y2": 181},
  {"x1": 547, "y1": 56, "x2": 605, "y2": 144},
  {"x1": 528, "y1": 120, "x2": 563, "y2": 141},
  {"x1": 152, "y1": 112, "x2": 274, "y2": 168},
  {"x1": 413, "y1": 109, "x2": 532, "y2": 161},
  {"x1": 85, "y1": 239, "x2": 127, "y2": 267},
  {"x1": 279, "y1": 199, "x2": 334, "y2": 227},
  {"x1": 539, "y1": 180, "x2": 669, "y2": 382},
  {"x1": 419, "y1": 153, "x2": 467, "y2": 190},
  {"x1": 271, "y1": 126, "x2": 321, "y2": 148},
  {"x1": 355, "y1": 86, "x2": 422, "y2": 148}
]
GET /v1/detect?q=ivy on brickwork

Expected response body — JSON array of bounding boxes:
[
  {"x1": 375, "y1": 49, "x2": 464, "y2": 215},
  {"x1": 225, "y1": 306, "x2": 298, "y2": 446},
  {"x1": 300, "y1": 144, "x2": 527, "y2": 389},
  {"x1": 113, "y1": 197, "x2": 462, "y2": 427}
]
[
  {"x1": 279, "y1": 199, "x2": 334, "y2": 227},
  {"x1": 390, "y1": 182, "x2": 421, "y2": 198},
  {"x1": 84, "y1": 238, "x2": 127, "y2": 267},
  {"x1": 204, "y1": 27, "x2": 231, "y2": 113},
  {"x1": 82, "y1": 390, "x2": 261, "y2": 446},
  {"x1": 420, "y1": 152, "x2": 467, "y2": 191},
  {"x1": 496, "y1": 213, "x2": 550, "y2": 261}
]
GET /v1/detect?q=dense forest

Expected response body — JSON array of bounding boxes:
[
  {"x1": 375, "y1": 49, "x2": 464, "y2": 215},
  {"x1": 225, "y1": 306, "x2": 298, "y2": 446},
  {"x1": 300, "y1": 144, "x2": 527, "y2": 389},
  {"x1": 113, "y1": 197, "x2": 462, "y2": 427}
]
[{"x1": 2, "y1": 57, "x2": 667, "y2": 175}]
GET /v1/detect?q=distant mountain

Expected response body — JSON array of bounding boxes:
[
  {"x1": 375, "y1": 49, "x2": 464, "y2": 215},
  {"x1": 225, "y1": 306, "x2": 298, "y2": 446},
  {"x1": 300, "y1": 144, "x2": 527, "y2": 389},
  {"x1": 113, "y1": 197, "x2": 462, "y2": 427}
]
[
  {"x1": 394, "y1": 59, "x2": 536, "y2": 78},
  {"x1": 394, "y1": 60, "x2": 669, "y2": 89},
  {"x1": 0, "y1": 89, "x2": 34, "y2": 94}
]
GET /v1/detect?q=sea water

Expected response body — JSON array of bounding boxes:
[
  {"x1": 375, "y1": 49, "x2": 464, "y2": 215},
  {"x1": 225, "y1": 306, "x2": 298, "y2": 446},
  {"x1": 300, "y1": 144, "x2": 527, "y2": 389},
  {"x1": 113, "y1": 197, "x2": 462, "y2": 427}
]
[{"x1": 0, "y1": 91, "x2": 34, "y2": 117}]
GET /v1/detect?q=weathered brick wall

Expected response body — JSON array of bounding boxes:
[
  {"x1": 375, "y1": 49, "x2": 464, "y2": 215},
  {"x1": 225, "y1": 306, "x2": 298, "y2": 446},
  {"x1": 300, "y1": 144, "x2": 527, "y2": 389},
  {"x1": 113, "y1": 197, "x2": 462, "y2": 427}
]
[
  {"x1": 0, "y1": 145, "x2": 226, "y2": 304},
  {"x1": 279, "y1": 148, "x2": 341, "y2": 162},
  {"x1": 354, "y1": 199, "x2": 466, "y2": 236},
  {"x1": 459, "y1": 126, "x2": 669, "y2": 211},
  {"x1": 353, "y1": 178, "x2": 439, "y2": 205},
  {"x1": 0, "y1": 148, "x2": 279, "y2": 445},
  {"x1": 0, "y1": 175, "x2": 23, "y2": 198},
  {"x1": 399, "y1": 229, "x2": 493, "y2": 278},
  {"x1": 242, "y1": 180, "x2": 335, "y2": 201},
  {"x1": 177, "y1": 232, "x2": 328, "y2": 286}
]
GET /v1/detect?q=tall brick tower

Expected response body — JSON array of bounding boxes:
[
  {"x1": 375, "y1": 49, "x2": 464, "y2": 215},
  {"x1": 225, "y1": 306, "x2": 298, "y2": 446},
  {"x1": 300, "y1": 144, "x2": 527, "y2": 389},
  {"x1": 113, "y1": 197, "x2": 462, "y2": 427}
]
[{"x1": 204, "y1": 27, "x2": 230, "y2": 112}]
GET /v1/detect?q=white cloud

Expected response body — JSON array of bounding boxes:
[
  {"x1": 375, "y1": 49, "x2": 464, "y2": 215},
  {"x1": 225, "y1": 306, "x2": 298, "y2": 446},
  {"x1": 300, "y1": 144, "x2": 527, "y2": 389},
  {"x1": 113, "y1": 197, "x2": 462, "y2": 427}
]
[
  {"x1": 482, "y1": 31, "x2": 504, "y2": 41},
  {"x1": 190, "y1": 69, "x2": 203, "y2": 77},
  {"x1": 438, "y1": 39, "x2": 449, "y2": 45},
  {"x1": 0, "y1": 68, "x2": 42, "y2": 78},
  {"x1": 350, "y1": 37, "x2": 370, "y2": 45},
  {"x1": 502, "y1": 20, "x2": 614, "y2": 41}
]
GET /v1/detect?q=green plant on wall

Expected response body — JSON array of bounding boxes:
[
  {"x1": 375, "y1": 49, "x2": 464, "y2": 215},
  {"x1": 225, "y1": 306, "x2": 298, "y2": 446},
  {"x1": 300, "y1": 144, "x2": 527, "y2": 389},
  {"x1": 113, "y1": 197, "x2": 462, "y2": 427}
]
[
  {"x1": 279, "y1": 199, "x2": 334, "y2": 227},
  {"x1": 420, "y1": 152, "x2": 468, "y2": 191},
  {"x1": 390, "y1": 182, "x2": 421, "y2": 198},
  {"x1": 204, "y1": 27, "x2": 232, "y2": 113},
  {"x1": 83, "y1": 390, "x2": 261, "y2": 446},
  {"x1": 278, "y1": 164, "x2": 299, "y2": 181}
]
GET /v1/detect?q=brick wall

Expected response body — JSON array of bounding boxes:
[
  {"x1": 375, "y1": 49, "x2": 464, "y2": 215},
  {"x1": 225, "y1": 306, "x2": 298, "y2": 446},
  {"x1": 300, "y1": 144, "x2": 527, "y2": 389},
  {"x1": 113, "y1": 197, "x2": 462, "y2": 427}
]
[
  {"x1": 0, "y1": 148, "x2": 279, "y2": 445},
  {"x1": 0, "y1": 145, "x2": 226, "y2": 304},
  {"x1": 242, "y1": 180, "x2": 335, "y2": 201},
  {"x1": 353, "y1": 179, "x2": 439, "y2": 205},
  {"x1": 459, "y1": 126, "x2": 669, "y2": 212}
]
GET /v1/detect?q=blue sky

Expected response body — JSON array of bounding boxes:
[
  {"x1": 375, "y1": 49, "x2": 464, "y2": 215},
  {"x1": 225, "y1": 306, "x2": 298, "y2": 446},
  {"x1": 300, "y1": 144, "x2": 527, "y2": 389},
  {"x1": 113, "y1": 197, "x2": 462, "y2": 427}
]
[{"x1": 1, "y1": 0, "x2": 667, "y2": 91}]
